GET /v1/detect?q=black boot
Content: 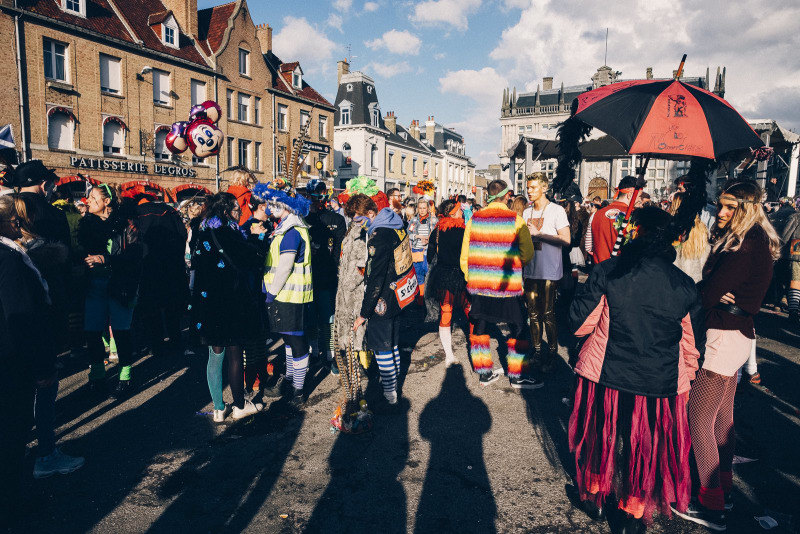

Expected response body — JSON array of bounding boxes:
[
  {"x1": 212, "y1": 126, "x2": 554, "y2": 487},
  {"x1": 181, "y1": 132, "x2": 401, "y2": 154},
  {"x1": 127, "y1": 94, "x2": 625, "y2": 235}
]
[
  {"x1": 614, "y1": 512, "x2": 645, "y2": 534},
  {"x1": 581, "y1": 499, "x2": 606, "y2": 521}
]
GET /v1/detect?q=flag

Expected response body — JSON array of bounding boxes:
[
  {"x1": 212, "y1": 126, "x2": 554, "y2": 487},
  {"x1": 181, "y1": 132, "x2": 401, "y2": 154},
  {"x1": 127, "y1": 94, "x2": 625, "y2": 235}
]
[{"x1": 0, "y1": 125, "x2": 14, "y2": 149}]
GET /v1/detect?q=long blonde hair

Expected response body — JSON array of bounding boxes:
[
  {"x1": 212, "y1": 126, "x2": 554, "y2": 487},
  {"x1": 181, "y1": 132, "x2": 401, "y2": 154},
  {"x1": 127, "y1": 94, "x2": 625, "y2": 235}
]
[
  {"x1": 670, "y1": 192, "x2": 709, "y2": 260},
  {"x1": 712, "y1": 181, "x2": 780, "y2": 260},
  {"x1": 228, "y1": 168, "x2": 256, "y2": 188}
]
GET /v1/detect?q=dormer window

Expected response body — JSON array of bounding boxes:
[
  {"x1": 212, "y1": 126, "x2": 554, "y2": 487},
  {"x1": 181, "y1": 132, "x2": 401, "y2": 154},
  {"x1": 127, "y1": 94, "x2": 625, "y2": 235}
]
[
  {"x1": 63, "y1": 0, "x2": 85, "y2": 17},
  {"x1": 292, "y1": 67, "x2": 303, "y2": 89},
  {"x1": 366, "y1": 85, "x2": 373, "y2": 94},
  {"x1": 162, "y1": 17, "x2": 179, "y2": 49},
  {"x1": 368, "y1": 102, "x2": 380, "y2": 128},
  {"x1": 338, "y1": 100, "x2": 352, "y2": 126},
  {"x1": 346, "y1": 84, "x2": 353, "y2": 91}
]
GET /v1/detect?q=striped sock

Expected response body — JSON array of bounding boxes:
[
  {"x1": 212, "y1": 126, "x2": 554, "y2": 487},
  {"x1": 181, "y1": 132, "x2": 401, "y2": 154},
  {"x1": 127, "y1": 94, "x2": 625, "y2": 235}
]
[
  {"x1": 285, "y1": 345, "x2": 294, "y2": 381},
  {"x1": 392, "y1": 345, "x2": 401, "y2": 374},
  {"x1": 470, "y1": 334, "x2": 493, "y2": 375},
  {"x1": 789, "y1": 289, "x2": 800, "y2": 313},
  {"x1": 292, "y1": 353, "x2": 309, "y2": 391},
  {"x1": 375, "y1": 350, "x2": 397, "y2": 397},
  {"x1": 321, "y1": 322, "x2": 335, "y2": 361},
  {"x1": 506, "y1": 338, "x2": 530, "y2": 379}
]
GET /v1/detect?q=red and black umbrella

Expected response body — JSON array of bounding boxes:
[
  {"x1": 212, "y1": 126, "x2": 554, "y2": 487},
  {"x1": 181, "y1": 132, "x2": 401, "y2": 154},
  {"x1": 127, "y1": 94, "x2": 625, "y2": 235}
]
[{"x1": 573, "y1": 78, "x2": 763, "y2": 160}]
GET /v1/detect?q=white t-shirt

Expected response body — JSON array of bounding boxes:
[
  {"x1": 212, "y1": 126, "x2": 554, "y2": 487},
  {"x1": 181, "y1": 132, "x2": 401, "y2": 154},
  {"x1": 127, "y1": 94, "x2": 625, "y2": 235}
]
[{"x1": 522, "y1": 202, "x2": 570, "y2": 281}]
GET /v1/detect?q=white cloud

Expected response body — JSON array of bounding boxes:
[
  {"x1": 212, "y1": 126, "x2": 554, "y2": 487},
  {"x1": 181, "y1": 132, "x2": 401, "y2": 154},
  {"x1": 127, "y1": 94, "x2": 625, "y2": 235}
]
[
  {"x1": 502, "y1": 0, "x2": 530, "y2": 8},
  {"x1": 326, "y1": 13, "x2": 344, "y2": 32},
  {"x1": 272, "y1": 17, "x2": 341, "y2": 76},
  {"x1": 365, "y1": 29, "x2": 422, "y2": 55},
  {"x1": 332, "y1": 0, "x2": 352, "y2": 11},
  {"x1": 434, "y1": 52, "x2": 446, "y2": 60},
  {"x1": 364, "y1": 1, "x2": 379, "y2": 12},
  {"x1": 439, "y1": 67, "x2": 508, "y2": 101},
  {"x1": 365, "y1": 61, "x2": 412, "y2": 78},
  {"x1": 410, "y1": 0, "x2": 481, "y2": 31}
]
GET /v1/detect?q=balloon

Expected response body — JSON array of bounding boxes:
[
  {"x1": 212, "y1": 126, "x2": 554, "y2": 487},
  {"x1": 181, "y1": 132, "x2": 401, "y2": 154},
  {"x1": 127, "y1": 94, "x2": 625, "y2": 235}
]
[
  {"x1": 165, "y1": 121, "x2": 189, "y2": 154},
  {"x1": 165, "y1": 101, "x2": 224, "y2": 159}
]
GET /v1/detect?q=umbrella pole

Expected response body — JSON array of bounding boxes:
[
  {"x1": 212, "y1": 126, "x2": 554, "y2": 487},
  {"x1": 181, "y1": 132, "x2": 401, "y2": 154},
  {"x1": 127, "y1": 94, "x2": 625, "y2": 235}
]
[{"x1": 611, "y1": 155, "x2": 650, "y2": 257}]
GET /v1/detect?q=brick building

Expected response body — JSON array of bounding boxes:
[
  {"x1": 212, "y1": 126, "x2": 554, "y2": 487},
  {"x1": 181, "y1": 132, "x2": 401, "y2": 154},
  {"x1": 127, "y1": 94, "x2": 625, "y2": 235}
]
[{"x1": 0, "y1": 0, "x2": 333, "y2": 197}]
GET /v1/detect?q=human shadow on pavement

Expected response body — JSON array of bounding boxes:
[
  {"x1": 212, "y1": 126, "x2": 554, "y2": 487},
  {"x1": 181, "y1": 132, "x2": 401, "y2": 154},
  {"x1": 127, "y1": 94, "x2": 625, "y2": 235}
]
[
  {"x1": 414, "y1": 365, "x2": 495, "y2": 534},
  {"x1": 303, "y1": 397, "x2": 411, "y2": 533}
]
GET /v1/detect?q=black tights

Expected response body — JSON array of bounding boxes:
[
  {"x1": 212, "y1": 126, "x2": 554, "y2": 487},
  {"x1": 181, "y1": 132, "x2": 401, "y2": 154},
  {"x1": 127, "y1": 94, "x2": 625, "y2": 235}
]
[{"x1": 213, "y1": 345, "x2": 245, "y2": 409}]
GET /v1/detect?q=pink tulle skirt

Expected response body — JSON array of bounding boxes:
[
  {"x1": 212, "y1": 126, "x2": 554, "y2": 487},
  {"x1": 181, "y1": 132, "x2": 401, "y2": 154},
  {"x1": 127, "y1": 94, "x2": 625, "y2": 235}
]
[{"x1": 568, "y1": 377, "x2": 691, "y2": 522}]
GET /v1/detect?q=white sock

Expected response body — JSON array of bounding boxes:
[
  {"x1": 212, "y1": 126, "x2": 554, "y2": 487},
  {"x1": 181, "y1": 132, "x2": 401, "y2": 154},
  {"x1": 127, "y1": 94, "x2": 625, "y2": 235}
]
[{"x1": 439, "y1": 326, "x2": 456, "y2": 364}]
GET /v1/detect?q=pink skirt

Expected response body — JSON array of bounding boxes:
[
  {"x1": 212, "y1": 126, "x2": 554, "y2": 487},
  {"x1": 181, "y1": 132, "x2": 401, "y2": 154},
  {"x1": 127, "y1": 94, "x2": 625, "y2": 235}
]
[{"x1": 568, "y1": 377, "x2": 691, "y2": 522}]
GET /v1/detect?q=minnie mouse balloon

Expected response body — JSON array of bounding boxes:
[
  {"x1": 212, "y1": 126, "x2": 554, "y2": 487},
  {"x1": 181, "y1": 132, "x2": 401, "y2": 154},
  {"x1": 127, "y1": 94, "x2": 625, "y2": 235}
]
[{"x1": 164, "y1": 100, "x2": 224, "y2": 159}]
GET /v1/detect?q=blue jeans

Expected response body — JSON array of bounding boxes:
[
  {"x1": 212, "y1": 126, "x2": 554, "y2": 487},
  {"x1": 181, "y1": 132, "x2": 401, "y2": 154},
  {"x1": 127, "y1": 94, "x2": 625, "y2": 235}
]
[
  {"x1": 412, "y1": 249, "x2": 428, "y2": 287},
  {"x1": 34, "y1": 380, "x2": 58, "y2": 457}
]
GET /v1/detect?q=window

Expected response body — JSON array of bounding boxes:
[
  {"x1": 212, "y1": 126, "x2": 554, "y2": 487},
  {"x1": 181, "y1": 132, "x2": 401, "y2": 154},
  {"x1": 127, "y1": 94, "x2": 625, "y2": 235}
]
[
  {"x1": 226, "y1": 89, "x2": 233, "y2": 119},
  {"x1": 43, "y1": 39, "x2": 67, "y2": 82},
  {"x1": 346, "y1": 83, "x2": 353, "y2": 91},
  {"x1": 401, "y1": 154, "x2": 406, "y2": 174},
  {"x1": 254, "y1": 97, "x2": 261, "y2": 125},
  {"x1": 99, "y1": 54, "x2": 120, "y2": 94},
  {"x1": 152, "y1": 69, "x2": 170, "y2": 105},
  {"x1": 371, "y1": 145, "x2": 377, "y2": 169},
  {"x1": 340, "y1": 107, "x2": 351, "y2": 125},
  {"x1": 227, "y1": 137, "x2": 234, "y2": 167},
  {"x1": 192, "y1": 155, "x2": 203, "y2": 165},
  {"x1": 366, "y1": 85, "x2": 372, "y2": 94},
  {"x1": 277, "y1": 104, "x2": 287, "y2": 131},
  {"x1": 190, "y1": 79, "x2": 206, "y2": 106},
  {"x1": 277, "y1": 150, "x2": 285, "y2": 174},
  {"x1": 371, "y1": 107, "x2": 380, "y2": 127},
  {"x1": 388, "y1": 151, "x2": 394, "y2": 172},
  {"x1": 318, "y1": 115, "x2": 327, "y2": 140},
  {"x1": 300, "y1": 110, "x2": 310, "y2": 129},
  {"x1": 103, "y1": 121, "x2": 124, "y2": 155},
  {"x1": 526, "y1": 125, "x2": 533, "y2": 133},
  {"x1": 238, "y1": 93, "x2": 250, "y2": 122},
  {"x1": 164, "y1": 26, "x2": 175, "y2": 46},
  {"x1": 423, "y1": 160, "x2": 428, "y2": 176},
  {"x1": 254, "y1": 142, "x2": 261, "y2": 170},
  {"x1": 412, "y1": 157, "x2": 417, "y2": 176},
  {"x1": 239, "y1": 48, "x2": 250, "y2": 76},
  {"x1": 64, "y1": 0, "x2": 85, "y2": 16},
  {"x1": 518, "y1": 125, "x2": 524, "y2": 139},
  {"x1": 154, "y1": 130, "x2": 169, "y2": 160},
  {"x1": 292, "y1": 67, "x2": 302, "y2": 88},
  {"x1": 342, "y1": 143, "x2": 351, "y2": 166},
  {"x1": 238, "y1": 139, "x2": 250, "y2": 168},
  {"x1": 48, "y1": 111, "x2": 73, "y2": 150}
]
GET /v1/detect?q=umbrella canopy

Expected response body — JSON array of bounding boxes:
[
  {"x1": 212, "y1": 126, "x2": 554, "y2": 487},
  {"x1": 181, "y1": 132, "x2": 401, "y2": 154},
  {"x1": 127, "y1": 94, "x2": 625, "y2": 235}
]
[{"x1": 573, "y1": 79, "x2": 763, "y2": 160}]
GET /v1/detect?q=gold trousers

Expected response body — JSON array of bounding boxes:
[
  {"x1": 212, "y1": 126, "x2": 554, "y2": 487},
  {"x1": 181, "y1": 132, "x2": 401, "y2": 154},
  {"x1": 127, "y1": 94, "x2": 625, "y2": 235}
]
[{"x1": 524, "y1": 278, "x2": 558, "y2": 352}]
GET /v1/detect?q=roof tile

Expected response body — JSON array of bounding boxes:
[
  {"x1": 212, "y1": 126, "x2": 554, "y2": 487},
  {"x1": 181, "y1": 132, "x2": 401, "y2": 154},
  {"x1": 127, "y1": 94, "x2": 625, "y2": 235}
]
[
  {"x1": 197, "y1": 2, "x2": 236, "y2": 54},
  {"x1": 22, "y1": 0, "x2": 135, "y2": 43}
]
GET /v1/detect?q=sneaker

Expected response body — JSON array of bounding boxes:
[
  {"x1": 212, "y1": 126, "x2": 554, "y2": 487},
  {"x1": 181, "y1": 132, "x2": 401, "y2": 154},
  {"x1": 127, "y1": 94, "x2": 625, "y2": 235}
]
[
  {"x1": 212, "y1": 405, "x2": 229, "y2": 423},
  {"x1": 671, "y1": 500, "x2": 726, "y2": 531},
  {"x1": 444, "y1": 354, "x2": 459, "y2": 367},
  {"x1": 748, "y1": 372, "x2": 761, "y2": 385},
  {"x1": 288, "y1": 388, "x2": 306, "y2": 409},
  {"x1": 33, "y1": 448, "x2": 85, "y2": 479},
  {"x1": 384, "y1": 390, "x2": 398, "y2": 405},
  {"x1": 509, "y1": 376, "x2": 544, "y2": 389},
  {"x1": 478, "y1": 370, "x2": 500, "y2": 386},
  {"x1": 330, "y1": 360, "x2": 340, "y2": 375},
  {"x1": 232, "y1": 400, "x2": 262, "y2": 420}
]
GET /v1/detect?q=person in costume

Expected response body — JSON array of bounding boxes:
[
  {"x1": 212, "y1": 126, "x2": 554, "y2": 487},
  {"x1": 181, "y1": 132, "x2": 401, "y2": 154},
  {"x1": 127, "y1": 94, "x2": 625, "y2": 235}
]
[
  {"x1": 779, "y1": 206, "x2": 800, "y2": 329},
  {"x1": 426, "y1": 198, "x2": 469, "y2": 368},
  {"x1": 353, "y1": 202, "x2": 417, "y2": 406},
  {"x1": 226, "y1": 168, "x2": 257, "y2": 226},
  {"x1": 569, "y1": 205, "x2": 704, "y2": 534},
  {"x1": 191, "y1": 193, "x2": 266, "y2": 422},
  {"x1": 304, "y1": 178, "x2": 346, "y2": 372},
  {"x1": 522, "y1": 173, "x2": 571, "y2": 372},
  {"x1": 408, "y1": 196, "x2": 437, "y2": 298},
  {"x1": 587, "y1": 175, "x2": 641, "y2": 264},
  {"x1": 260, "y1": 185, "x2": 314, "y2": 409},
  {"x1": 674, "y1": 181, "x2": 778, "y2": 532},
  {"x1": 460, "y1": 179, "x2": 535, "y2": 388}
]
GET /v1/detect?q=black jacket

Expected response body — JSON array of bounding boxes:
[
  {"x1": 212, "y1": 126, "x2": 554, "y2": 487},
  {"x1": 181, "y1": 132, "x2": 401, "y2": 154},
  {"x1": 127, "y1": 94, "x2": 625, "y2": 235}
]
[
  {"x1": 17, "y1": 192, "x2": 71, "y2": 252},
  {"x1": 135, "y1": 201, "x2": 188, "y2": 303},
  {"x1": 306, "y1": 208, "x2": 347, "y2": 291},
  {"x1": 570, "y1": 253, "x2": 704, "y2": 397},
  {"x1": 360, "y1": 226, "x2": 417, "y2": 319}
]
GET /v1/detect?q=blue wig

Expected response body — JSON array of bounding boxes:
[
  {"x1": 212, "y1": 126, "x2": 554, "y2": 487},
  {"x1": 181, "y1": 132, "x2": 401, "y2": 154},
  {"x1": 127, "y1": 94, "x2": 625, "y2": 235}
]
[{"x1": 252, "y1": 182, "x2": 310, "y2": 217}]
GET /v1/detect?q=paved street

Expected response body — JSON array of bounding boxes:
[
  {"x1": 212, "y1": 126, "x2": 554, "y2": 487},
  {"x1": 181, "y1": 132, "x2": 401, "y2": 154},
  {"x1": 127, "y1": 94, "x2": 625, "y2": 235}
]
[{"x1": 15, "y1": 306, "x2": 800, "y2": 534}]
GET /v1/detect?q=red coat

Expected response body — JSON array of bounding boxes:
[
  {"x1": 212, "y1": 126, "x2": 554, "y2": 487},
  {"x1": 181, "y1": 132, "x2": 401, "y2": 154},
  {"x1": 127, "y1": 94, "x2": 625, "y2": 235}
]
[
  {"x1": 590, "y1": 200, "x2": 629, "y2": 264},
  {"x1": 227, "y1": 185, "x2": 253, "y2": 226}
]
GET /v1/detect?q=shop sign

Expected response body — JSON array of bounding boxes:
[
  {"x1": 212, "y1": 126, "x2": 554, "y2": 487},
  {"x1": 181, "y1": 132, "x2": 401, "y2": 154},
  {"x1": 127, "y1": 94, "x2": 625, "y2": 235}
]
[
  {"x1": 300, "y1": 140, "x2": 330, "y2": 154},
  {"x1": 70, "y1": 156, "x2": 196, "y2": 178}
]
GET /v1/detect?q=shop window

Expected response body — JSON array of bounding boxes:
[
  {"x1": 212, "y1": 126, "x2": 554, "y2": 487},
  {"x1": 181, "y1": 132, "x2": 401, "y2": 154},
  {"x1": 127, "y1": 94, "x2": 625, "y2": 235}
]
[
  {"x1": 103, "y1": 121, "x2": 124, "y2": 155},
  {"x1": 43, "y1": 39, "x2": 68, "y2": 82},
  {"x1": 48, "y1": 111, "x2": 73, "y2": 150},
  {"x1": 99, "y1": 54, "x2": 121, "y2": 94}
]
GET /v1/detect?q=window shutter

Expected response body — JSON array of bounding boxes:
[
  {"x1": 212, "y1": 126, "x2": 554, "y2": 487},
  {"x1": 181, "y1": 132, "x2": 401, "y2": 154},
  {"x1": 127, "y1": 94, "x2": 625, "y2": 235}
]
[{"x1": 100, "y1": 55, "x2": 110, "y2": 91}]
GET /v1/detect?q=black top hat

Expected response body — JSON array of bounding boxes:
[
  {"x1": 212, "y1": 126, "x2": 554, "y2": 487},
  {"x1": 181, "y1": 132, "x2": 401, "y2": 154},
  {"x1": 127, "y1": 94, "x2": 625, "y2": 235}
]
[{"x1": 5, "y1": 160, "x2": 59, "y2": 188}]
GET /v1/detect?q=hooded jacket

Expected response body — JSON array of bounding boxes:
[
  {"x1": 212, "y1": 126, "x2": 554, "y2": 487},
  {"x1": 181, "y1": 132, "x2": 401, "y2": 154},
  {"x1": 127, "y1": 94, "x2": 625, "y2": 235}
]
[
  {"x1": 570, "y1": 253, "x2": 704, "y2": 397},
  {"x1": 360, "y1": 208, "x2": 418, "y2": 319}
]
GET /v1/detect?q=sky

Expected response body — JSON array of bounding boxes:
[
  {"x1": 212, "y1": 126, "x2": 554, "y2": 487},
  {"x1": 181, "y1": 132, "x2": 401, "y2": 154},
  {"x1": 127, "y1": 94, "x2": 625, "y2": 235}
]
[{"x1": 199, "y1": 0, "x2": 800, "y2": 168}]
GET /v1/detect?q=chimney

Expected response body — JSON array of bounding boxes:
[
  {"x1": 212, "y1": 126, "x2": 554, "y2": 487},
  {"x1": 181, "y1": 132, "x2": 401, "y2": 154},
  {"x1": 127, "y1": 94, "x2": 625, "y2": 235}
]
[
  {"x1": 426, "y1": 116, "x2": 435, "y2": 145},
  {"x1": 337, "y1": 58, "x2": 350, "y2": 85},
  {"x1": 646, "y1": 67, "x2": 653, "y2": 80},
  {"x1": 163, "y1": 0, "x2": 198, "y2": 38},
  {"x1": 256, "y1": 24, "x2": 272, "y2": 54},
  {"x1": 542, "y1": 76, "x2": 553, "y2": 90},
  {"x1": 410, "y1": 120, "x2": 420, "y2": 140},
  {"x1": 672, "y1": 69, "x2": 679, "y2": 79},
  {"x1": 384, "y1": 111, "x2": 396, "y2": 134}
]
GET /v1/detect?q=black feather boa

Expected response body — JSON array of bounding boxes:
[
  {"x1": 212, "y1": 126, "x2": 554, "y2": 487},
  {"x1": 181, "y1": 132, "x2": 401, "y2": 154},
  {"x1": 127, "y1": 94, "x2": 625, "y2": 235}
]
[{"x1": 552, "y1": 116, "x2": 593, "y2": 198}]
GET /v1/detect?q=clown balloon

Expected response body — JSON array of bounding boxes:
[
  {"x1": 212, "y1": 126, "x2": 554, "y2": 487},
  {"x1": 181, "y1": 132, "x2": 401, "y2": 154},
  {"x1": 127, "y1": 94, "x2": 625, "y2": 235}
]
[{"x1": 165, "y1": 101, "x2": 223, "y2": 159}]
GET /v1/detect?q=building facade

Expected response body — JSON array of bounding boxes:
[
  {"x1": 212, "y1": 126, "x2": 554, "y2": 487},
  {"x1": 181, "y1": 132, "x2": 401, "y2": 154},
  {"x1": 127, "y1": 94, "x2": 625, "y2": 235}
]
[
  {"x1": 383, "y1": 113, "x2": 441, "y2": 196},
  {"x1": 419, "y1": 116, "x2": 475, "y2": 198},
  {"x1": 499, "y1": 65, "x2": 727, "y2": 199}
]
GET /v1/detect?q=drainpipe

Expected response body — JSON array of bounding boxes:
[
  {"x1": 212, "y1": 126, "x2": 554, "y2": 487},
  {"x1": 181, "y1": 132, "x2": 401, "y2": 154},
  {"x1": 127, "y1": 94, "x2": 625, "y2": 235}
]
[
  {"x1": 271, "y1": 92, "x2": 276, "y2": 178},
  {"x1": 213, "y1": 71, "x2": 219, "y2": 192},
  {"x1": 14, "y1": 4, "x2": 29, "y2": 162}
]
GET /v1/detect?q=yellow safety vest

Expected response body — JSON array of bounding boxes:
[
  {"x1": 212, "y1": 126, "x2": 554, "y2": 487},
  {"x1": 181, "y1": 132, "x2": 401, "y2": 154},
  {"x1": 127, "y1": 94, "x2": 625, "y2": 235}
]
[{"x1": 264, "y1": 226, "x2": 313, "y2": 304}]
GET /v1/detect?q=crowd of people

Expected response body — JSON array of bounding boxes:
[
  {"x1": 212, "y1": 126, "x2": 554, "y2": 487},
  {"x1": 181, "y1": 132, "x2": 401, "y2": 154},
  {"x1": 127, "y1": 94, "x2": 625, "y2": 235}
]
[{"x1": 0, "y1": 157, "x2": 791, "y2": 532}]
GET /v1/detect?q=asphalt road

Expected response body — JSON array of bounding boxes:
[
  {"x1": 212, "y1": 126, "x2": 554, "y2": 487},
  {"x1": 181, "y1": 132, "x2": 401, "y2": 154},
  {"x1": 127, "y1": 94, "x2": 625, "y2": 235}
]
[{"x1": 13, "y1": 305, "x2": 800, "y2": 533}]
